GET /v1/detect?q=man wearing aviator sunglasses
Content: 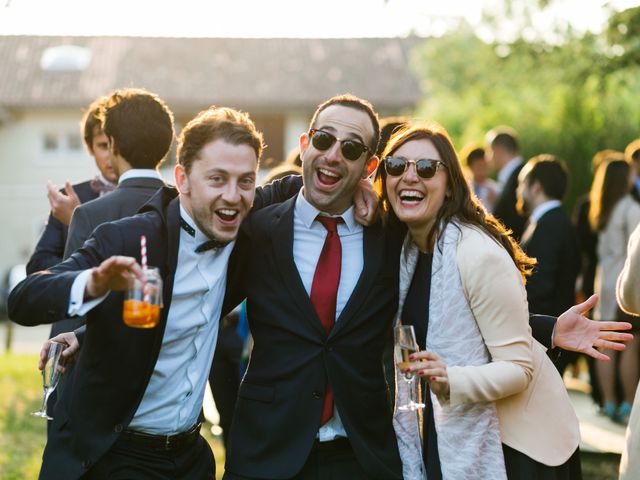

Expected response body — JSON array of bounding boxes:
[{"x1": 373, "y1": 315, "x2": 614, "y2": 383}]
[
  {"x1": 308, "y1": 128, "x2": 373, "y2": 162},
  {"x1": 223, "y1": 94, "x2": 405, "y2": 480}
]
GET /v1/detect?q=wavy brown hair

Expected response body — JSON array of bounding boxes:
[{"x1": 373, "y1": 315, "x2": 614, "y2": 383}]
[
  {"x1": 589, "y1": 158, "x2": 630, "y2": 232},
  {"x1": 373, "y1": 123, "x2": 535, "y2": 280}
]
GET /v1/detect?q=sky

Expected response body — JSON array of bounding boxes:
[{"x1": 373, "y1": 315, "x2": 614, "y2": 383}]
[{"x1": 0, "y1": 0, "x2": 638, "y2": 39}]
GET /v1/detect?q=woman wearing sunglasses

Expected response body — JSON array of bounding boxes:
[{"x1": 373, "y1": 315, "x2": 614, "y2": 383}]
[{"x1": 373, "y1": 124, "x2": 581, "y2": 480}]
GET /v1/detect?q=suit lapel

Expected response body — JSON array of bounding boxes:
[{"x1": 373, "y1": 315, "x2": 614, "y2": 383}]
[
  {"x1": 329, "y1": 220, "x2": 386, "y2": 339},
  {"x1": 150, "y1": 197, "x2": 180, "y2": 353},
  {"x1": 271, "y1": 197, "x2": 327, "y2": 338}
]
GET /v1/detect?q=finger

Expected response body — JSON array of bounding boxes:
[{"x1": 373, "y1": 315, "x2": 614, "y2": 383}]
[
  {"x1": 38, "y1": 341, "x2": 51, "y2": 370},
  {"x1": 597, "y1": 321, "x2": 633, "y2": 331},
  {"x1": 409, "y1": 351, "x2": 440, "y2": 361},
  {"x1": 600, "y1": 331, "x2": 634, "y2": 342},
  {"x1": 594, "y1": 339, "x2": 628, "y2": 351},
  {"x1": 428, "y1": 376, "x2": 448, "y2": 384},
  {"x1": 572, "y1": 294, "x2": 598, "y2": 315},
  {"x1": 584, "y1": 347, "x2": 611, "y2": 362}
]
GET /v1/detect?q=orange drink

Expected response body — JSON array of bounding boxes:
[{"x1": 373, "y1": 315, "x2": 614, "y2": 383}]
[{"x1": 123, "y1": 267, "x2": 163, "y2": 328}]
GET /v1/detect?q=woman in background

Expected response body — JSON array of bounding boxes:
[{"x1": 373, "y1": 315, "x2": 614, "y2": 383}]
[{"x1": 590, "y1": 158, "x2": 640, "y2": 424}]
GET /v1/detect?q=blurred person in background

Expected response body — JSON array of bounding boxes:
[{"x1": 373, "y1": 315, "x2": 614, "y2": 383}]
[
  {"x1": 26, "y1": 95, "x2": 116, "y2": 275},
  {"x1": 486, "y1": 126, "x2": 526, "y2": 240},
  {"x1": 574, "y1": 150, "x2": 622, "y2": 407},
  {"x1": 624, "y1": 138, "x2": 640, "y2": 203},
  {"x1": 517, "y1": 155, "x2": 580, "y2": 375},
  {"x1": 461, "y1": 143, "x2": 499, "y2": 212},
  {"x1": 377, "y1": 116, "x2": 408, "y2": 158},
  {"x1": 590, "y1": 157, "x2": 640, "y2": 423}
]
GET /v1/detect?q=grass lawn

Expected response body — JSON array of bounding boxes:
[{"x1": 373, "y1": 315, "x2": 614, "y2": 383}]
[
  {"x1": 0, "y1": 353, "x2": 622, "y2": 479},
  {"x1": 0, "y1": 353, "x2": 225, "y2": 479}
]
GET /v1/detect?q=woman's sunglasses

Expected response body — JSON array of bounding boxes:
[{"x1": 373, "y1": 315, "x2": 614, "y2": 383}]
[
  {"x1": 309, "y1": 128, "x2": 372, "y2": 161},
  {"x1": 383, "y1": 156, "x2": 447, "y2": 179}
]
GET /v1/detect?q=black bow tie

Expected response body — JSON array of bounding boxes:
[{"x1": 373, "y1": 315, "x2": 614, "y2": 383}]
[
  {"x1": 195, "y1": 239, "x2": 229, "y2": 253},
  {"x1": 90, "y1": 176, "x2": 115, "y2": 195},
  {"x1": 180, "y1": 217, "x2": 229, "y2": 253}
]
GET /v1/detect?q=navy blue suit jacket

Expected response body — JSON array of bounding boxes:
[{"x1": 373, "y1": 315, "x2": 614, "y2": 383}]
[{"x1": 26, "y1": 180, "x2": 98, "y2": 274}]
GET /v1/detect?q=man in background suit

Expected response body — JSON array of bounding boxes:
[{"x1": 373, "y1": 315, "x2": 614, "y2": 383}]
[
  {"x1": 26, "y1": 96, "x2": 116, "y2": 274},
  {"x1": 486, "y1": 126, "x2": 526, "y2": 240},
  {"x1": 224, "y1": 95, "x2": 404, "y2": 480},
  {"x1": 9, "y1": 106, "x2": 269, "y2": 480},
  {"x1": 517, "y1": 155, "x2": 581, "y2": 374},
  {"x1": 49, "y1": 88, "x2": 171, "y2": 338}
]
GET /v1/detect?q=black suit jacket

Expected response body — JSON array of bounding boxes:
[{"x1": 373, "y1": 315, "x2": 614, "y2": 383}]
[
  {"x1": 493, "y1": 162, "x2": 526, "y2": 241},
  {"x1": 26, "y1": 180, "x2": 98, "y2": 275},
  {"x1": 8, "y1": 177, "x2": 303, "y2": 480},
  {"x1": 224, "y1": 196, "x2": 404, "y2": 480},
  {"x1": 9, "y1": 189, "x2": 192, "y2": 479},
  {"x1": 50, "y1": 176, "x2": 165, "y2": 337},
  {"x1": 64, "y1": 176, "x2": 166, "y2": 258},
  {"x1": 521, "y1": 206, "x2": 581, "y2": 317}
]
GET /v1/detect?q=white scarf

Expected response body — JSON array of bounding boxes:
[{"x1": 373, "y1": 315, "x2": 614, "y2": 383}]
[{"x1": 393, "y1": 222, "x2": 507, "y2": 480}]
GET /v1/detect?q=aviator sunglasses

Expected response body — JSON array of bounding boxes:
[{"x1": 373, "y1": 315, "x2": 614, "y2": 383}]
[
  {"x1": 383, "y1": 156, "x2": 447, "y2": 179},
  {"x1": 309, "y1": 128, "x2": 372, "y2": 161}
]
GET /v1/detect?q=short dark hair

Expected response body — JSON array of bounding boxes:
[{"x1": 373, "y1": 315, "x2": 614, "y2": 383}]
[
  {"x1": 100, "y1": 88, "x2": 175, "y2": 169},
  {"x1": 487, "y1": 126, "x2": 519, "y2": 153},
  {"x1": 463, "y1": 147, "x2": 485, "y2": 168},
  {"x1": 522, "y1": 154, "x2": 568, "y2": 200},
  {"x1": 309, "y1": 94, "x2": 380, "y2": 154},
  {"x1": 377, "y1": 116, "x2": 408, "y2": 156},
  {"x1": 177, "y1": 106, "x2": 264, "y2": 173},
  {"x1": 81, "y1": 95, "x2": 108, "y2": 149}
]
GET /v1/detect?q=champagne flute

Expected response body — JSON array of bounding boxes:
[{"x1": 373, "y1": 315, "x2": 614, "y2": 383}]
[
  {"x1": 394, "y1": 325, "x2": 425, "y2": 411},
  {"x1": 32, "y1": 341, "x2": 65, "y2": 420}
]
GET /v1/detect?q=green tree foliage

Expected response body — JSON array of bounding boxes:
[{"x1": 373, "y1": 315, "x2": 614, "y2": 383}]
[{"x1": 409, "y1": 10, "x2": 640, "y2": 212}]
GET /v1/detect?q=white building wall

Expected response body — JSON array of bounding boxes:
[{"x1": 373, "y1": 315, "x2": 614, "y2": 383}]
[{"x1": 0, "y1": 109, "x2": 97, "y2": 277}]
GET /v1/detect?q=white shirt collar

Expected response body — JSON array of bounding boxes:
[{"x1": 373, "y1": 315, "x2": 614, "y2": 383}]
[
  {"x1": 530, "y1": 199, "x2": 562, "y2": 224},
  {"x1": 295, "y1": 189, "x2": 358, "y2": 232},
  {"x1": 118, "y1": 169, "x2": 163, "y2": 184},
  {"x1": 96, "y1": 173, "x2": 115, "y2": 188},
  {"x1": 497, "y1": 156, "x2": 523, "y2": 186}
]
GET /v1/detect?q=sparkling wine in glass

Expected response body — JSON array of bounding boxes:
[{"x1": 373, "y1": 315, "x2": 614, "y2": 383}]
[
  {"x1": 394, "y1": 325, "x2": 425, "y2": 411},
  {"x1": 32, "y1": 341, "x2": 65, "y2": 420}
]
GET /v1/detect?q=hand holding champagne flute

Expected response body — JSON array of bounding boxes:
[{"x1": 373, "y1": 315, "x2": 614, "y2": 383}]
[
  {"x1": 394, "y1": 325, "x2": 425, "y2": 411},
  {"x1": 32, "y1": 341, "x2": 65, "y2": 420}
]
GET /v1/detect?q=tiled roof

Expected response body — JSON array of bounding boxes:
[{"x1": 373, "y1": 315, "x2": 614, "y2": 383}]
[{"x1": 0, "y1": 36, "x2": 422, "y2": 111}]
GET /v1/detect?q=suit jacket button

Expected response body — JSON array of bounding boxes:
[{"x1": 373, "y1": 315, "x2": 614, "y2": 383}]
[
  {"x1": 312, "y1": 391, "x2": 322, "y2": 399},
  {"x1": 114, "y1": 424, "x2": 123, "y2": 433},
  {"x1": 82, "y1": 459, "x2": 92, "y2": 469}
]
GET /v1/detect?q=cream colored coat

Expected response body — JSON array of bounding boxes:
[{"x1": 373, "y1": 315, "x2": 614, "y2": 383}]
[
  {"x1": 395, "y1": 224, "x2": 580, "y2": 475},
  {"x1": 453, "y1": 226, "x2": 580, "y2": 465},
  {"x1": 616, "y1": 223, "x2": 640, "y2": 480}
]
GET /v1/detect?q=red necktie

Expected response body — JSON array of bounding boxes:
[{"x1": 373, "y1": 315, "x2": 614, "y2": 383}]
[{"x1": 310, "y1": 216, "x2": 342, "y2": 426}]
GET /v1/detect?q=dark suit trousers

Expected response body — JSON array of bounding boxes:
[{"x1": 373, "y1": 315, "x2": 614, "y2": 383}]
[
  {"x1": 83, "y1": 434, "x2": 215, "y2": 480},
  {"x1": 223, "y1": 438, "x2": 372, "y2": 480}
]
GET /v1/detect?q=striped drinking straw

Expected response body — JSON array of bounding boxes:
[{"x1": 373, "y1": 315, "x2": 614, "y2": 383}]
[{"x1": 140, "y1": 235, "x2": 149, "y2": 303}]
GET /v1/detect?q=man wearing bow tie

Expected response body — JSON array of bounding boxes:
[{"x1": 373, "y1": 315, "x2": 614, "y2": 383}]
[
  {"x1": 26, "y1": 96, "x2": 117, "y2": 275},
  {"x1": 9, "y1": 106, "x2": 300, "y2": 480}
]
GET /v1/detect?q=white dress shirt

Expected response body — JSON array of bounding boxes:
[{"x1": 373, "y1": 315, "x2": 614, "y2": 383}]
[
  {"x1": 292, "y1": 191, "x2": 364, "y2": 441},
  {"x1": 68, "y1": 204, "x2": 233, "y2": 434}
]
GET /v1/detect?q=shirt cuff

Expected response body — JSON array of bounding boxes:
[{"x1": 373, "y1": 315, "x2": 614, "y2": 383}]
[{"x1": 68, "y1": 269, "x2": 109, "y2": 316}]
